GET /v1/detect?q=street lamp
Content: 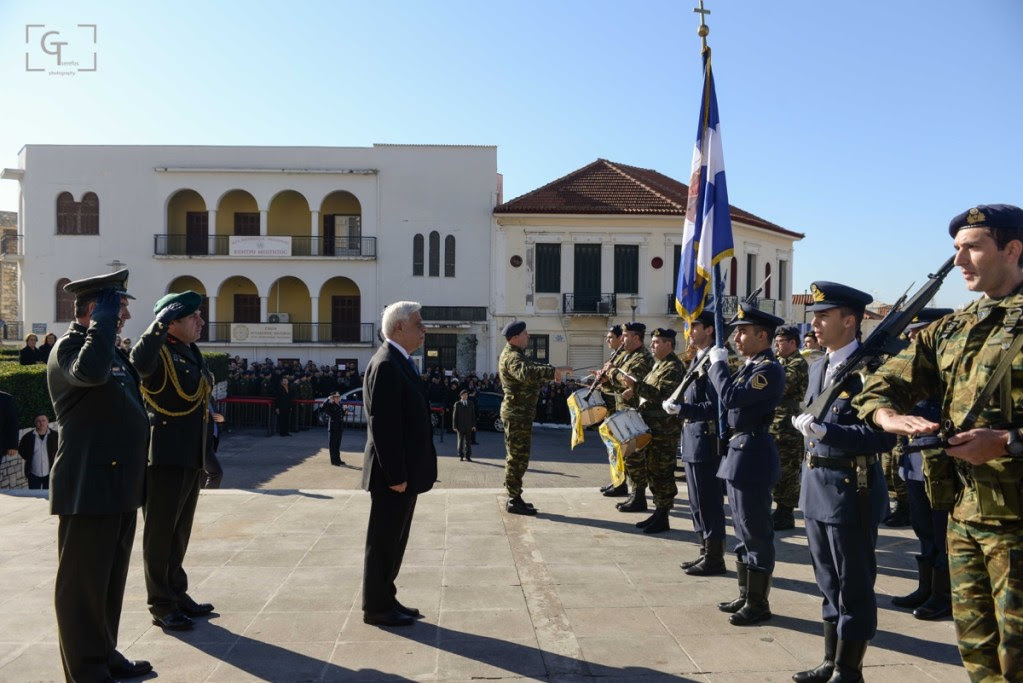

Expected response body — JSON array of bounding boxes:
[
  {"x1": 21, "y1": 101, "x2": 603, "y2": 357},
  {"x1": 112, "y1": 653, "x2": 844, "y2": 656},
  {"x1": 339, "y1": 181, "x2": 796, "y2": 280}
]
[{"x1": 627, "y1": 294, "x2": 642, "y2": 322}]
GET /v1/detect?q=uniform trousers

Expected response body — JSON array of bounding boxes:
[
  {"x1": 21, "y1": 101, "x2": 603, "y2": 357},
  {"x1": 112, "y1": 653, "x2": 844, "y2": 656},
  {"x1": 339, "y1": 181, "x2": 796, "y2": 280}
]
[
  {"x1": 683, "y1": 460, "x2": 725, "y2": 541},
  {"x1": 947, "y1": 516, "x2": 1022, "y2": 681},
  {"x1": 56, "y1": 511, "x2": 136, "y2": 682},
  {"x1": 503, "y1": 418, "x2": 533, "y2": 497},
  {"x1": 328, "y1": 428, "x2": 343, "y2": 465},
  {"x1": 456, "y1": 430, "x2": 472, "y2": 458},
  {"x1": 363, "y1": 489, "x2": 418, "y2": 613},
  {"x1": 804, "y1": 517, "x2": 879, "y2": 640},
  {"x1": 725, "y1": 479, "x2": 775, "y2": 573},
  {"x1": 906, "y1": 479, "x2": 948, "y2": 568},
  {"x1": 144, "y1": 465, "x2": 202, "y2": 617}
]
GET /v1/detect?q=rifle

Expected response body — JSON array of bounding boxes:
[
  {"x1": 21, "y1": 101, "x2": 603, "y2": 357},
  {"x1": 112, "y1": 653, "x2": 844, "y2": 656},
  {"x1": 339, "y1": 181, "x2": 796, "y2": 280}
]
[
  {"x1": 666, "y1": 273, "x2": 773, "y2": 404},
  {"x1": 805, "y1": 255, "x2": 956, "y2": 421}
]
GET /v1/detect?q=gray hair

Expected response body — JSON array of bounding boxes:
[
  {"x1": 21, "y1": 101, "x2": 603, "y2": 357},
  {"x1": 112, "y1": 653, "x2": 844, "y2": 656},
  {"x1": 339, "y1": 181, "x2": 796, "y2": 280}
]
[{"x1": 381, "y1": 301, "x2": 422, "y2": 339}]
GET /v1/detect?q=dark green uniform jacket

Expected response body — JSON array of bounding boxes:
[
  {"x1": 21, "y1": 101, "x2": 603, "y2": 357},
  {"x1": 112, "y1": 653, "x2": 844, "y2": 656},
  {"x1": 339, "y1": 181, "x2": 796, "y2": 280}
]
[{"x1": 47, "y1": 321, "x2": 150, "y2": 515}]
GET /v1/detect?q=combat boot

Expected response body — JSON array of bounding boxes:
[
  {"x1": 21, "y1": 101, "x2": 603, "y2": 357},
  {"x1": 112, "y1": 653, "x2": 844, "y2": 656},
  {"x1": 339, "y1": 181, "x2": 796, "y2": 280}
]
[
  {"x1": 826, "y1": 640, "x2": 866, "y2": 682},
  {"x1": 792, "y1": 620, "x2": 837, "y2": 682},
  {"x1": 686, "y1": 536, "x2": 726, "y2": 576},
  {"x1": 506, "y1": 496, "x2": 537, "y2": 516},
  {"x1": 602, "y1": 481, "x2": 628, "y2": 497},
  {"x1": 891, "y1": 556, "x2": 932, "y2": 608},
  {"x1": 772, "y1": 505, "x2": 795, "y2": 531},
  {"x1": 680, "y1": 537, "x2": 706, "y2": 570},
  {"x1": 729, "y1": 570, "x2": 772, "y2": 625},
  {"x1": 639, "y1": 507, "x2": 670, "y2": 534},
  {"x1": 913, "y1": 565, "x2": 951, "y2": 620},
  {"x1": 616, "y1": 487, "x2": 648, "y2": 513},
  {"x1": 717, "y1": 562, "x2": 748, "y2": 613}
]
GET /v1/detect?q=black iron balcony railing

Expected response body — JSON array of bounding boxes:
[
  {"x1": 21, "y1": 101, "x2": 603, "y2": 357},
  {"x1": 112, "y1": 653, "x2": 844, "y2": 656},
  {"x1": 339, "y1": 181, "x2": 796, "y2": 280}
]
[
  {"x1": 0, "y1": 234, "x2": 23, "y2": 256},
  {"x1": 665, "y1": 294, "x2": 777, "y2": 318},
  {"x1": 562, "y1": 293, "x2": 616, "y2": 315},
  {"x1": 206, "y1": 322, "x2": 374, "y2": 344},
  {"x1": 153, "y1": 234, "x2": 377, "y2": 258}
]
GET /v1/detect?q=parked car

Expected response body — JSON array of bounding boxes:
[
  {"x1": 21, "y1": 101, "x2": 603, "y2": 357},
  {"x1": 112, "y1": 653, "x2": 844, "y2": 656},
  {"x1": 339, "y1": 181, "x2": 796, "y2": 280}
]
[
  {"x1": 474, "y1": 392, "x2": 504, "y2": 432},
  {"x1": 313, "y1": 388, "x2": 366, "y2": 426}
]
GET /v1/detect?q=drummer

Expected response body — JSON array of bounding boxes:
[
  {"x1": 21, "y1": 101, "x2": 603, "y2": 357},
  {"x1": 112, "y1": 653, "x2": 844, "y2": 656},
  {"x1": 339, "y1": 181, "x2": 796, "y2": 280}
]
[
  {"x1": 598, "y1": 324, "x2": 628, "y2": 498},
  {"x1": 598, "y1": 321, "x2": 654, "y2": 513},
  {"x1": 620, "y1": 327, "x2": 685, "y2": 534}
]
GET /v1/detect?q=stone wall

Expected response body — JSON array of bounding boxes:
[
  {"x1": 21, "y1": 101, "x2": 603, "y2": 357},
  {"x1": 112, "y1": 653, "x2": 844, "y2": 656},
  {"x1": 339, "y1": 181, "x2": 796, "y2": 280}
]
[
  {"x1": 0, "y1": 453, "x2": 27, "y2": 489},
  {"x1": 0, "y1": 211, "x2": 19, "y2": 330}
]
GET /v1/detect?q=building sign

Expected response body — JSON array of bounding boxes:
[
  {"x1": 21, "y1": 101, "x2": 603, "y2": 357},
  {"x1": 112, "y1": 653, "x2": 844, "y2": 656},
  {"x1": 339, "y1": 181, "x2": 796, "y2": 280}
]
[
  {"x1": 230, "y1": 323, "x2": 293, "y2": 344},
  {"x1": 229, "y1": 235, "x2": 291, "y2": 257}
]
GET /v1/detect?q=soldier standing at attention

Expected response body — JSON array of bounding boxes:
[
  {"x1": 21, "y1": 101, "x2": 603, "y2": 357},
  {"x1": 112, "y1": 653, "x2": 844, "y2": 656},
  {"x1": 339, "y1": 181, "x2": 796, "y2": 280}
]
[
  {"x1": 499, "y1": 321, "x2": 566, "y2": 516},
  {"x1": 598, "y1": 324, "x2": 629, "y2": 497},
  {"x1": 47, "y1": 270, "x2": 153, "y2": 680},
  {"x1": 708, "y1": 304, "x2": 786, "y2": 627},
  {"x1": 856, "y1": 204, "x2": 1023, "y2": 682},
  {"x1": 770, "y1": 325, "x2": 809, "y2": 531},
  {"x1": 131, "y1": 291, "x2": 215, "y2": 632},
  {"x1": 600, "y1": 321, "x2": 654, "y2": 513},
  {"x1": 791, "y1": 282, "x2": 895, "y2": 683},
  {"x1": 620, "y1": 327, "x2": 685, "y2": 534}
]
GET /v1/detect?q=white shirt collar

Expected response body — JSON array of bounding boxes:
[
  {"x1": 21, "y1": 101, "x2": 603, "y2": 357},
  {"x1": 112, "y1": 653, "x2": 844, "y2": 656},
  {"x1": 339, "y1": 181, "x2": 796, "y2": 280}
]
[
  {"x1": 826, "y1": 339, "x2": 859, "y2": 370},
  {"x1": 386, "y1": 338, "x2": 412, "y2": 360}
]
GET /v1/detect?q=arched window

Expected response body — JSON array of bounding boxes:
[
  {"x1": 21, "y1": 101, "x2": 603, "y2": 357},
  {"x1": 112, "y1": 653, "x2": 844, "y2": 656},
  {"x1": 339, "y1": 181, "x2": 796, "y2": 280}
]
[
  {"x1": 428, "y1": 231, "x2": 440, "y2": 277},
  {"x1": 444, "y1": 235, "x2": 455, "y2": 277},
  {"x1": 412, "y1": 234, "x2": 424, "y2": 276},
  {"x1": 56, "y1": 193, "x2": 76, "y2": 234},
  {"x1": 765, "y1": 262, "x2": 772, "y2": 299},
  {"x1": 55, "y1": 278, "x2": 74, "y2": 321},
  {"x1": 56, "y1": 191, "x2": 100, "y2": 235},
  {"x1": 729, "y1": 256, "x2": 738, "y2": 296},
  {"x1": 80, "y1": 192, "x2": 99, "y2": 234}
]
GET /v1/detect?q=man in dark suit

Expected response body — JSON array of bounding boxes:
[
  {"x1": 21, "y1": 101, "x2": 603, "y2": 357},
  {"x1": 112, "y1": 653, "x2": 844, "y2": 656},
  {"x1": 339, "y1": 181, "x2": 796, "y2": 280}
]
[
  {"x1": 452, "y1": 389, "x2": 476, "y2": 461},
  {"x1": 131, "y1": 291, "x2": 215, "y2": 632},
  {"x1": 361, "y1": 301, "x2": 438, "y2": 627},
  {"x1": 18, "y1": 413, "x2": 58, "y2": 489},
  {"x1": 46, "y1": 270, "x2": 153, "y2": 681}
]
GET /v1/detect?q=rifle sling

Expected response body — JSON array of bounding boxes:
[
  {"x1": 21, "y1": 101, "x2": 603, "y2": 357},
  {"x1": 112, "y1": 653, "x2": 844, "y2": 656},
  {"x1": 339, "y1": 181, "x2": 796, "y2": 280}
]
[{"x1": 957, "y1": 330, "x2": 1023, "y2": 432}]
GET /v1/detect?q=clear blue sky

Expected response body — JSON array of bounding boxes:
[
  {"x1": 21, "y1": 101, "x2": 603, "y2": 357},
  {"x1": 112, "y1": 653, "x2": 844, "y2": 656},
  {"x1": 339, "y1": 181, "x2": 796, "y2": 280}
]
[{"x1": 2, "y1": 0, "x2": 1021, "y2": 308}]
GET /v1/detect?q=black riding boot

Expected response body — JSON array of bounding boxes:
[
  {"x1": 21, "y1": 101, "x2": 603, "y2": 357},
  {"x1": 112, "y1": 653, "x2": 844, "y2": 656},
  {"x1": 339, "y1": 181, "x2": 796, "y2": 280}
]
[
  {"x1": 729, "y1": 569, "x2": 772, "y2": 625},
  {"x1": 826, "y1": 640, "x2": 867, "y2": 682},
  {"x1": 913, "y1": 564, "x2": 951, "y2": 620},
  {"x1": 792, "y1": 620, "x2": 837, "y2": 682},
  {"x1": 717, "y1": 562, "x2": 747, "y2": 613},
  {"x1": 686, "y1": 536, "x2": 726, "y2": 575},
  {"x1": 891, "y1": 555, "x2": 932, "y2": 608},
  {"x1": 680, "y1": 536, "x2": 706, "y2": 570}
]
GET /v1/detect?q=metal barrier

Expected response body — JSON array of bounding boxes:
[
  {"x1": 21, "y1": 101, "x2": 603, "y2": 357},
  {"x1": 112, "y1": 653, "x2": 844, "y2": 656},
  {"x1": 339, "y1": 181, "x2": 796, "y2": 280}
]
[{"x1": 217, "y1": 397, "x2": 273, "y2": 436}]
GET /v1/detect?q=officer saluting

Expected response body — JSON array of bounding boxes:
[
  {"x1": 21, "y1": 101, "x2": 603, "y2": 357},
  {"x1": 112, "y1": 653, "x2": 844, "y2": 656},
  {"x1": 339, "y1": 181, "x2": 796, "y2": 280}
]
[
  {"x1": 857, "y1": 204, "x2": 1023, "y2": 682},
  {"x1": 791, "y1": 282, "x2": 895, "y2": 683},
  {"x1": 706, "y1": 304, "x2": 786, "y2": 626},
  {"x1": 46, "y1": 270, "x2": 153, "y2": 680}
]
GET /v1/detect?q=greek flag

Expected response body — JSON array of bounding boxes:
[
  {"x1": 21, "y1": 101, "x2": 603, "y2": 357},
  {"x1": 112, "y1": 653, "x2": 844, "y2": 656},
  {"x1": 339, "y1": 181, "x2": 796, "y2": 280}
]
[{"x1": 675, "y1": 50, "x2": 734, "y2": 327}]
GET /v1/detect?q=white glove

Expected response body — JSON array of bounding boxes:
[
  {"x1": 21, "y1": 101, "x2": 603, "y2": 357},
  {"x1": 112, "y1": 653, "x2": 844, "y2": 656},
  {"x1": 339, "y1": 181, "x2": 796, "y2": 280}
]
[
  {"x1": 708, "y1": 346, "x2": 729, "y2": 365},
  {"x1": 662, "y1": 399, "x2": 681, "y2": 416},
  {"x1": 791, "y1": 413, "x2": 826, "y2": 439}
]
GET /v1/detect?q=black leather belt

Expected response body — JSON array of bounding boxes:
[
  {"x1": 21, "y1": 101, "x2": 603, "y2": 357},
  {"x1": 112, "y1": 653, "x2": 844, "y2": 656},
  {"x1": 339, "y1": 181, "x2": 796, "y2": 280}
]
[
  {"x1": 730, "y1": 428, "x2": 767, "y2": 440},
  {"x1": 805, "y1": 453, "x2": 878, "y2": 470}
]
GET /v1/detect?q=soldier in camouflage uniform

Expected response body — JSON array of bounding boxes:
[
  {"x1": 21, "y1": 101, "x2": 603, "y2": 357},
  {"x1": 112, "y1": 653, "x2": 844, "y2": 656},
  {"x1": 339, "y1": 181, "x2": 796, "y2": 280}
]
[
  {"x1": 770, "y1": 325, "x2": 809, "y2": 531},
  {"x1": 598, "y1": 324, "x2": 629, "y2": 497},
  {"x1": 881, "y1": 448, "x2": 911, "y2": 526},
  {"x1": 620, "y1": 327, "x2": 685, "y2": 534},
  {"x1": 498, "y1": 321, "x2": 564, "y2": 516},
  {"x1": 856, "y1": 204, "x2": 1023, "y2": 682},
  {"x1": 599, "y1": 321, "x2": 654, "y2": 512}
]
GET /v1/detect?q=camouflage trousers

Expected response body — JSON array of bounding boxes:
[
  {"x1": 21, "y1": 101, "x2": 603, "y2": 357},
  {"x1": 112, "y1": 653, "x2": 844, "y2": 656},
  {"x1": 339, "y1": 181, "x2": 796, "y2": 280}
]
[
  {"x1": 771, "y1": 431, "x2": 803, "y2": 508},
  {"x1": 882, "y1": 451, "x2": 908, "y2": 505},
  {"x1": 948, "y1": 516, "x2": 1023, "y2": 681},
  {"x1": 503, "y1": 418, "x2": 533, "y2": 498},
  {"x1": 643, "y1": 420, "x2": 681, "y2": 509}
]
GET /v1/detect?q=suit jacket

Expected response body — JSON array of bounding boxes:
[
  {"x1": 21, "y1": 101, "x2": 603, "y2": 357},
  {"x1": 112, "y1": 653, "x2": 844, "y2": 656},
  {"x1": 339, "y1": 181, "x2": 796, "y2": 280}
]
[
  {"x1": 800, "y1": 355, "x2": 894, "y2": 524},
  {"x1": 18, "y1": 429, "x2": 58, "y2": 479},
  {"x1": 361, "y1": 343, "x2": 437, "y2": 494},
  {"x1": 452, "y1": 400, "x2": 476, "y2": 433},
  {"x1": 46, "y1": 321, "x2": 150, "y2": 515},
  {"x1": 130, "y1": 321, "x2": 211, "y2": 469}
]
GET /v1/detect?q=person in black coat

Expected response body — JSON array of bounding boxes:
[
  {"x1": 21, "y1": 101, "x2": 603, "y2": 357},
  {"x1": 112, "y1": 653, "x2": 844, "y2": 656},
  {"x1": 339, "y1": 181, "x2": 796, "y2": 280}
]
[
  {"x1": 19, "y1": 332, "x2": 40, "y2": 365},
  {"x1": 361, "y1": 301, "x2": 437, "y2": 627},
  {"x1": 275, "y1": 376, "x2": 293, "y2": 436},
  {"x1": 322, "y1": 392, "x2": 347, "y2": 466},
  {"x1": 37, "y1": 332, "x2": 57, "y2": 363},
  {"x1": 18, "y1": 413, "x2": 57, "y2": 489}
]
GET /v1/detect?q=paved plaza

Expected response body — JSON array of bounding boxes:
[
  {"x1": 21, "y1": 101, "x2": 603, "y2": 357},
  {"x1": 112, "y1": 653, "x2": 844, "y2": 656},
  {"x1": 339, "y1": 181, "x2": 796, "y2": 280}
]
[{"x1": 0, "y1": 426, "x2": 965, "y2": 681}]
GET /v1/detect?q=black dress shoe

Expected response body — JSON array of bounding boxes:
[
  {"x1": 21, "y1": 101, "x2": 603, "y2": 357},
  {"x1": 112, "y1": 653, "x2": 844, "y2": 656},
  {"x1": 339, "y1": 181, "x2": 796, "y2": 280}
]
[
  {"x1": 179, "y1": 596, "x2": 214, "y2": 617},
  {"x1": 506, "y1": 496, "x2": 537, "y2": 516},
  {"x1": 363, "y1": 609, "x2": 415, "y2": 627},
  {"x1": 152, "y1": 611, "x2": 194, "y2": 631},
  {"x1": 109, "y1": 658, "x2": 153, "y2": 678},
  {"x1": 395, "y1": 601, "x2": 423, "y2": 618}
]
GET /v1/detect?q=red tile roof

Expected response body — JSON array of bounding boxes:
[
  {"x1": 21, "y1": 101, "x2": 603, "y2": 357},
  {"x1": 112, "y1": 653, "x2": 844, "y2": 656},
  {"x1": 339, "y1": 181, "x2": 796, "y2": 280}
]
[{"x1": 495, "y1": 159, "x2": 804, "y2": 239}]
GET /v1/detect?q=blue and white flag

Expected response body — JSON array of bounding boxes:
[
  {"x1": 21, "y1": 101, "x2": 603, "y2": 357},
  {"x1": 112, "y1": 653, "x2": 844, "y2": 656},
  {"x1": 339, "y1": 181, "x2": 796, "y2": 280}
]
[{"x1": 675, "y1": 50, "x2": 734, "y2": 328}]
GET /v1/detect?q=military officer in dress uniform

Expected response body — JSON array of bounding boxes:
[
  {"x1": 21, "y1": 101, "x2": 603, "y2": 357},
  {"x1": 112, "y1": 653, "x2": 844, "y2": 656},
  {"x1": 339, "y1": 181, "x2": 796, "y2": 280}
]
[
  {"x1": 856, "y1": 204, "x2": 1023, "y2": 682},
  {"x1": 791, "y1": 282, "x2": 895, "y2": 683},
  {"x1": 600, "y1": 321, "x2": 654, "y2": 513},
  {"x1": 665, "y1": 309, "x2": 728, "y2": 575},
  {"x1": 598, "y1": 324, "x2": 629, "y2": 497},
  {"x1": 620, "y1": 327, "x2": 684, "y2": 534},
  {"x1": 131, "y1": 291, "x2": 215, "y2": 632},
  {"x1": 47, "y1": 270, "x2": 154, "y2": 680},
  {"x1": 771, "y1": 325, "x2": 809, "y2": 531},
  {"x1": 498, "y1": 320, "x2": 566, "y2": 515},
  {"x1": 704, "y1": 304, "x2": 785, "y2": 626}
]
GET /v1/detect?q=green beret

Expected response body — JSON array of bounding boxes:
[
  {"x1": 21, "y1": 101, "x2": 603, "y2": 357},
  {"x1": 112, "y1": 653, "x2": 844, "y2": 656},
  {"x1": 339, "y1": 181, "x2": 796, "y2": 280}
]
[
  {"x1": 651, "y1": 327, "x2": 677, "y2": 340},
  {"x1": 153, "y1": 291, "x2": 202, "y2": 320}
]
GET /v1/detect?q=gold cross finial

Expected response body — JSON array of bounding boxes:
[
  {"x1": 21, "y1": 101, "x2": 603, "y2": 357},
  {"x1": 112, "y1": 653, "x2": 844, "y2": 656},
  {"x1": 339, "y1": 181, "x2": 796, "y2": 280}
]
[{"x1": 694, "y1": 0, "x2": 710, "y2": 52}]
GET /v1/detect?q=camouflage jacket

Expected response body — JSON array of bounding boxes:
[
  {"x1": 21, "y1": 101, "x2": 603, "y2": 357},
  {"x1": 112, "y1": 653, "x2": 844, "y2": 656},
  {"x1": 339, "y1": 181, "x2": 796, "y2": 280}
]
[
  {"x1": 498, "y1": 343, "x2": 555, "y2": 422},
  {"x1": 632, "y1": 353, "x2": 685, "y2": 428},
  {"x1": 605, "y1": 347, "x2": 654, "y2": 411},
  {"x1": 770, "y1": 352, "x2": 809, "y2": 436},
  {"x1": 855, "y1": 290, "x2": 1023, "y2": 524}
]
